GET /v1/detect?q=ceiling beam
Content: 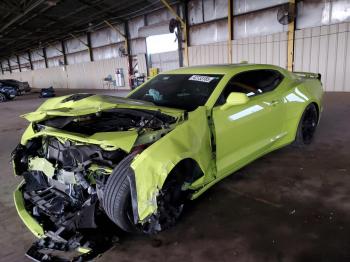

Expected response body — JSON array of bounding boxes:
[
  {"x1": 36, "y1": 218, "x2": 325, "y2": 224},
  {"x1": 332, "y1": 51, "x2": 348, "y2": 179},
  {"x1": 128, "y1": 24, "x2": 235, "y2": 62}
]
[
  {"x1": 0, "y1": 0, "x2": 46, "y2": 33},
  {"x1": 0, "y1": 0, "x2": 176, "y2": 57}
]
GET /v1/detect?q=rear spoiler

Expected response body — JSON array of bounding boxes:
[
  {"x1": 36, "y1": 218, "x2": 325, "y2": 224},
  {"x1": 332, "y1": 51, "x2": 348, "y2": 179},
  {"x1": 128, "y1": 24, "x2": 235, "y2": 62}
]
[{"x1": 293, "y1": 71, "x2": 322, "y2": 81}]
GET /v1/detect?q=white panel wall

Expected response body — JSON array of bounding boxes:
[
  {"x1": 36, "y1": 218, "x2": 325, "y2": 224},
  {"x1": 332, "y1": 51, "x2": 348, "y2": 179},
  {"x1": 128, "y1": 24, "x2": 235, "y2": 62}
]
[
  {"x1": 234, "y1": 0, "x2": 288, "y2": 15},
  {"x1": 150, "y1": 51, "x2": 179, "y2": 72},
  {"x1": 294, "y1": 22, "x2": 350, "y2": 91},
  {"x1": 297, "y1": 0, "x2": 350, "y2": 29},
  {"x1": 190, "y1": 19, "x2": 228, "y2": 45},
  {"x1": 232, "y1": 32, "x2": 287, "y2": 68},
  {"x1": 233, "y1": 7, "x2": 288, "y2": 39},
  {"x1": 0, "y1": 67, "x2": 67, "y2": 89},
  {"x1": 0, "y1": 57, "x2": 130, "y2": 90},
  {"x1": 188, "y1": 41, "x2": 229, "y2": 65},
  {"x1": 188, "y1": 32, "x2": 287, "y2": 68},
  {"x1": 93, "y1": 43, "x2": 125, "y2": 61},
  {"x1": 66, "y1": 57, "x2": 128, "y2": 89}
]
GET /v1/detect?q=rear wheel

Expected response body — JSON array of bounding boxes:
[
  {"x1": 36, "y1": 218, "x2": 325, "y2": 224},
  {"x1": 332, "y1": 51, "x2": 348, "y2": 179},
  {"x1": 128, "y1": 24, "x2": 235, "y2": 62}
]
[
  {"x1": 0, "y1": 93, "x2": 7, "y2": 102},
  {"x1": 294, "y1": 103, "x2": 318, "y2": 146}
]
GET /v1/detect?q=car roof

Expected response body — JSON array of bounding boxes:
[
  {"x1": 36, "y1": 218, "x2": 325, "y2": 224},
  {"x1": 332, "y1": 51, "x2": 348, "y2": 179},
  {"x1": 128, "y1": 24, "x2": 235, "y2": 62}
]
[
  {"x1": 1, "y1": 79, "x2": 18, "y2": 82},
  {"x1": 163, "y1": 63, "x2": 286, "y2": 75}
]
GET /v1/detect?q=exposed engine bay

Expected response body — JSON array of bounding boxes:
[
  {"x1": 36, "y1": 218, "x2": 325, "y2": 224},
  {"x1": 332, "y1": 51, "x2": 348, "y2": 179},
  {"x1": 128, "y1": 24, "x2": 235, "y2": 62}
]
[
  {"x1": 12, "y1": 108, "x2": 179, "y2": 261},
  {"x1": 38, "y1": 108, "x2": 175, "y2": 135}
]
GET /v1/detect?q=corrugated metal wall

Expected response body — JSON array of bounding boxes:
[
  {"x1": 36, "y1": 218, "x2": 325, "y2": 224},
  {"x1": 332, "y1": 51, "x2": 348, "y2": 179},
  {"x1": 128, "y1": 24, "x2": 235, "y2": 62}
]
[
  {"x1": 294, "y1": 22, "x2": 350, "y2": 91},
  {"x1": 188, "y1": 32, "x2": 287, "y2": 68},
  {"x1": 150, "y1": 51, "x2": 179, "y2": 72},
  {"x1": 188, "y1": 42, "x2": 229, "y2": 65},
  {"x1": 232, "y1": 32, "x2": 287, "y2": 67},
  {"x1": 0, "y1": 57, "x2": 129, "y2": 90},
  {"x1": 1, "y1": 1, "x2": 349, "y2": 92},
  {"x1": 188, "y1": 22, "x2": 350, "y2": 92}
]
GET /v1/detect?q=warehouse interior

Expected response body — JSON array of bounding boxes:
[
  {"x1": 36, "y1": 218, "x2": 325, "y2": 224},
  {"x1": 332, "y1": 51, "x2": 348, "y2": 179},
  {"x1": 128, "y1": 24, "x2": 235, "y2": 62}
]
[{"x1": 0, "y1": 0, "x2": 350, "y2": 261}]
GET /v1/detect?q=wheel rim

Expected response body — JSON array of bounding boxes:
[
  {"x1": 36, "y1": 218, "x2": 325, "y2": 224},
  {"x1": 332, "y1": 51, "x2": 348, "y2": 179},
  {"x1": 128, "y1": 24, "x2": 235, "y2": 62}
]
[
  {"x1": 141, "y1": 178, "x2": 186, "y2": 234},
  {"x1": 156, "y1": 178, "x2": 186, "y2": 230},
  {"x1": 0, "y1": 94, "x2": 5, "y2": 102},
  {"x1": 301, "y1": 106, "x2": 317, "y2": 144}
]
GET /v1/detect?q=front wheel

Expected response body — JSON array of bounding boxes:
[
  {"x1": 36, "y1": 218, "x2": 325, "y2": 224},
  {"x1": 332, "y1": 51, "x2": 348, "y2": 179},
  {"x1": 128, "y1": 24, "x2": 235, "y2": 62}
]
[
  {"x1": 294, "y1": 103, "x2": 318, "y2": 146},
  {"x1": 103, "y1": 153, "x2": 139, "y2": 233},
  {"x1": 103, "y1": 154, "x2": 188, "y2": 234}
]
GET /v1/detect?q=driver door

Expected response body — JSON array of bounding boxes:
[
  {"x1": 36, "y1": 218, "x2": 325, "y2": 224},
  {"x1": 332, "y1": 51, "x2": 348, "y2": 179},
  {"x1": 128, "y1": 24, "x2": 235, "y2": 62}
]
[{"x1": 212, "y1": 69, "x2": 285, "y2": 177}]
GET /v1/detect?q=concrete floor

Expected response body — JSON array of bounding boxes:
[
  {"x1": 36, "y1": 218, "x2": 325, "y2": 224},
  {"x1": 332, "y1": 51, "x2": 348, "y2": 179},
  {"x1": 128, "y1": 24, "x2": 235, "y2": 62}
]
[{"x1": 0, "y1": 90, "x2": 349, "y2": 262}]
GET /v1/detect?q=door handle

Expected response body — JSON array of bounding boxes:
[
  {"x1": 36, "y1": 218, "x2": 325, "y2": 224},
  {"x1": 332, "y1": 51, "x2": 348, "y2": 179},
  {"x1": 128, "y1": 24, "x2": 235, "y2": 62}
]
[{"x1": 270, "y1": 100, "x2": 279, "y2": 106}]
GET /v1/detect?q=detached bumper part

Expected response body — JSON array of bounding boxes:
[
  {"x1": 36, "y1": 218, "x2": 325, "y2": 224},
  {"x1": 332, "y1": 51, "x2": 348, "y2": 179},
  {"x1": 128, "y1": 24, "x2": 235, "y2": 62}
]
[
  {"x1": 14, "y1": 182, "x2": 44, "y2": 237},
  {"x1": 14, "y1": 183, "x2": 118, "y2": 261},
  {"x1": 26, "y1": 237, "x2": 94, "y2": 262}
]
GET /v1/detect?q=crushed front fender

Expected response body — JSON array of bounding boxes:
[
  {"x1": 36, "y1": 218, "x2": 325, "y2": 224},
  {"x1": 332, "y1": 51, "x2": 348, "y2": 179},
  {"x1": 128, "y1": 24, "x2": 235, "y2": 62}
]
[{"x1": 130, "y1": 106, "x2": 215, "y2": 222}]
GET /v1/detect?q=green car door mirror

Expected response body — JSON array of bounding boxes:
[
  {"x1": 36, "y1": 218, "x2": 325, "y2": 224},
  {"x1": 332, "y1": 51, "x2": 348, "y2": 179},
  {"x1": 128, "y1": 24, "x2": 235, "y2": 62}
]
[{"x1": 220, "y1": 92, "x2": 249, "y2": 110}]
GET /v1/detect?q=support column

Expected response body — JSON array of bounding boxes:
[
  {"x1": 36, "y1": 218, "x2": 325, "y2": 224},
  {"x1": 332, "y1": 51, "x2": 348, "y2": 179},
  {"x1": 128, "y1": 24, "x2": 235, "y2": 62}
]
[
  {"x1": 160, "y1": 0, "x2": 189, "y2": 66},
  {"x1": 228, "y1": 0, "x2": 233, "y2": 63},
  {"x1": 0, "y1": 62, "x2": 4, "y2": 74},
  {"x1": 124, "y1": 21, "x2": 133, "y2": 78},
  {"x1": 61, "y1": 40, "x2": 67, "y2": 65},
  {"x1": 28, "y1": 51, "x2": 33, "y2": 70},
  {"x1": 176, "y1": 4, "x2": 183, "y2": 67},
  {"x1": 43, "y1": 47, "x2": 48, "y2": 68},
  {"x1": 7, "y1": 59, "x2": 12, "y2": 73},
  {"x1": 16, "y1": 55, "x2": 21, "y2": 72},
  {"x1": 287, "y1": 0, "x2": 296, "y2": 71},
  {"x1": 86, "y1": 32, "x2": 94, "y2": 62}
]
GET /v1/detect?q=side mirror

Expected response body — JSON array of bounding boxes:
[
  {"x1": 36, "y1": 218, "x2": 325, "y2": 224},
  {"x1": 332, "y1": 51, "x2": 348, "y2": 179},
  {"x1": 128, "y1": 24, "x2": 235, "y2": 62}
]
[{"x1": 220, "y1": 92, "x2": 249, "y2": 111}]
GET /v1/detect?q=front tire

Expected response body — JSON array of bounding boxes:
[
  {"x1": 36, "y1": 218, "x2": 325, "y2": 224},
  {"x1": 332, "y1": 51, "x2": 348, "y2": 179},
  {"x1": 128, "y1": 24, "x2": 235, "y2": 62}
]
[
  {"x1": 294, "y1": 103, "x2": 318, "y2": 146},
  {"x1": 103, "y1": 153, "x2": 138, "y2": 233},
  {"x1": 103, "y1": 153, "x2": 189, "y2": 234}
]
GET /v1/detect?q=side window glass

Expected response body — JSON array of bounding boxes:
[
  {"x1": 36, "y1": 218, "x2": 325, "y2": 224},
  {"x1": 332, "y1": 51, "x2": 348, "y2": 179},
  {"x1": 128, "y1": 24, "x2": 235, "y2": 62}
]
[{"x1": 216, "y1": 69, "x2": 284, "y2": 106}]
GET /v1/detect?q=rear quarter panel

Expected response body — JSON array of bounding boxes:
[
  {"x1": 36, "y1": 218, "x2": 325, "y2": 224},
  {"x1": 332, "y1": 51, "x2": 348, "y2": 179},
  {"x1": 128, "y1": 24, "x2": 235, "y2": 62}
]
[{"x1": 272, "y1": 76, "x2": 324, "y2": 149}]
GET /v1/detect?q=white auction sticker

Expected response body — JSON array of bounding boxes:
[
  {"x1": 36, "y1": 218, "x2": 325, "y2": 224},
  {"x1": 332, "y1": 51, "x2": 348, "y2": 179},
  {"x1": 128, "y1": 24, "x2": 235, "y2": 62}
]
[{"x1": 189, "y1": 75, "x2": 215, "y2": 83}]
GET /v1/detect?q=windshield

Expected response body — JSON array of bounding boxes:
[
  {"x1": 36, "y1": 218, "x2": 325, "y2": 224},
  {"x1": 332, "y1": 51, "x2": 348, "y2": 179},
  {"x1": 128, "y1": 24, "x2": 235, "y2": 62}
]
[{"x1": 129, "y1": 74, "x2": 223, "y2": 111}]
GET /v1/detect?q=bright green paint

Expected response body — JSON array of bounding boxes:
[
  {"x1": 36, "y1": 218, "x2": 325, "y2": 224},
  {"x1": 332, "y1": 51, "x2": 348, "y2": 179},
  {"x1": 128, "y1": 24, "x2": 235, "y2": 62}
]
[
  {"x1": 129, "y1": 64, "x2": 323, "y2": 220},
  {"x1": 15, "y1": 64, "x2": 323, "y2": 229},
  {"x1": 220, "y1": 92, "x2": 250, "y2": 110},
  {"x1": 14, "y1": 182, "x2": 92, "y2": 254},
  {"x1": 29, "y1": 157, "x2": 56, "y2": 178},
  {"x1": 22, "y1": 124, "x2": 139, "y2": 152},
  {"x1": 14, "y1": 181, "x2": 44, "y2": 237},
  {"x1": 131, "y1": 106, "x2": 214, "y2": 220},
  {"x1": 22, "y1": 94, "x2": 183, "y2": 123}
]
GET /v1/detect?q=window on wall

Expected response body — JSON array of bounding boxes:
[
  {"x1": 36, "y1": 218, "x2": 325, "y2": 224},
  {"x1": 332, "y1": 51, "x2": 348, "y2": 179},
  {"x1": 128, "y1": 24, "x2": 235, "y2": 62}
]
[
  {"x1": 146, "y1": 33, "x2": 178, "y2": 54},
  {"x1": 233, "y1": 0, "x2": 288, "y2": 15},
  {"x1": 297, "y1": 0, "x2": 350, "y2": 29},
  {"x1": 188, "y1": 0, "x2": 228, "y2": 25},
  {"x1": 233, "y1": 6, "x2": 288, "y2": 39}
]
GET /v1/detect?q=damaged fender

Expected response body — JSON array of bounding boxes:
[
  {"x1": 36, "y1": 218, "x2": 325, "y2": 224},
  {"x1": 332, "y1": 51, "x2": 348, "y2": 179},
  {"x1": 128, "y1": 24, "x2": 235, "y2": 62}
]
[{"x1": 130, "y1": 106, "x2": 215, "y2": 222}]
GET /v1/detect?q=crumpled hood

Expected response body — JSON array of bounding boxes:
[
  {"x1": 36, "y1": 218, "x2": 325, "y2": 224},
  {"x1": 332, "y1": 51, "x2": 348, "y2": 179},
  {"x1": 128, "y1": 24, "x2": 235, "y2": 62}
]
[
  {"x1": 22, "y1": 94, "x2": 183, "y2": 122},
  {"x1": 20, "y1": 94, "x2": 184, "y2": 153}
]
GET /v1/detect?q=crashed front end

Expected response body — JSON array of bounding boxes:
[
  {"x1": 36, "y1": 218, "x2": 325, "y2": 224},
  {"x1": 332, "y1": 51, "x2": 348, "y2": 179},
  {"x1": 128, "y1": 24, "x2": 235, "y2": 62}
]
[{"x1": 12, "y1": 94, "x2": 182, "y2": 259}]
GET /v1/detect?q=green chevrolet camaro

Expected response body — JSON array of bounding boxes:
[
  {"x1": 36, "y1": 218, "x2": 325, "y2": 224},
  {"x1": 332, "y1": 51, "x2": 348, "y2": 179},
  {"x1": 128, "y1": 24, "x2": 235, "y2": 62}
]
[{"x1": 12, "y1": 64, "x2": 323, "y2": 257}]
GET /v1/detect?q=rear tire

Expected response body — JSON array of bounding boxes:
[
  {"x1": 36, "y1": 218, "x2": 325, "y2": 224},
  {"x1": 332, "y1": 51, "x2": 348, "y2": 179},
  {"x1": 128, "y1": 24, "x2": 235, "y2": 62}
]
[{"x1": 294, "y1": 103, "x2": 318, "y2": 146}]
